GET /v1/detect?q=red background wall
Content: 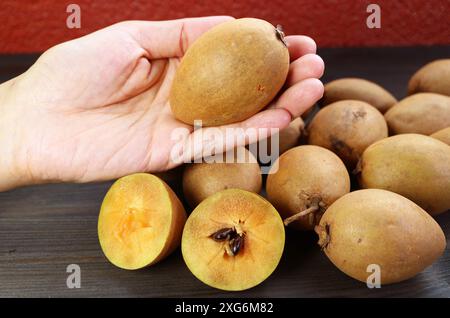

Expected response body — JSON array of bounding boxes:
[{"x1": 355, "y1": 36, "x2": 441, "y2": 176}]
[{"x1": 0, "y1": 0, "x2": 449, "y2": 53}]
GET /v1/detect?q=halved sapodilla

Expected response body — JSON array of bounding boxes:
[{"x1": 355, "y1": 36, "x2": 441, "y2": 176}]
[
  {"x1": 98, "y1": 173, "x2": 187, "y2": 270},
  {"x1": 266, "y1": 145, "x2": 351, "y2": 230},
  {"x1": 182, "y1": 189, "x2": 285, "y2": 291}
]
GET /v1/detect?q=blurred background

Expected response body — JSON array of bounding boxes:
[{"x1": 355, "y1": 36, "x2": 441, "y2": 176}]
[
  {"x1": 0, "y1": 0, "x2": 449, "y2": 53},
  {"x1": 1, "y1": 0, "x2": 449, "y2": 95}
]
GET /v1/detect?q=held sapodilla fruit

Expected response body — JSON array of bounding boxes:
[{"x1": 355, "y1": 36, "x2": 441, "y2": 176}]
[
  {"x1": 182, "y1": 189, "x2": 285, "y2": 291},
  {"x1": 315, "y1": 189, "x2": 446, "y2": 285},
  {"x1": 170, "y1": 18, "x2": 290, "y2": 126},
  {"x1": 308, "y1": 100, "x2": 388, "y2": 168},
  {"x1": 321, "y1": 78, "x2": 397, "y2": 113},
  {"x1": 358, "y1": 134, "x2": 450, "y2": 215},
  {"x1": 266, "y1": 145, "x2": 350, "y2": 231},
  {"x1": 430, "y1": 127, "x2": 450, "y2": 145},
  {"x1": 384, "y1": 93, "x2": 450, "y2": 135},
  {"x1": 98, "y1": 173, "x2": 186, "y2": 270},
  {"x1": 182, "y1": 147, "x2": 262, "y2": 207},
  {"x1": 408, "y1": 59, "x2": 450, "y2": 96}
]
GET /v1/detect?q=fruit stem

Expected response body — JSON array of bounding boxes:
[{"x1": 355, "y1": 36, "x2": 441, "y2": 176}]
[
  {"x1": 315, "y1": 223, "x2": 331, "y2": 250},
  {"x1": 352, "y1": 159, "x2": 362, "y2": 175},
  {"x1": 283, "y1": 205, "x2": 319, "y2": 226},
  {"x1": 276, "y1": 25, "x2": 288, "y2": 47}
]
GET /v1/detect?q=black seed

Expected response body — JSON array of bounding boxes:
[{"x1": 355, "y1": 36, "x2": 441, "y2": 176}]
[
  {"x1": 230, "y1": 235, "x2": 244, "y2": 255},
  {"x1": 210, "y1": 228, "x2": 236, "y2": 241}
]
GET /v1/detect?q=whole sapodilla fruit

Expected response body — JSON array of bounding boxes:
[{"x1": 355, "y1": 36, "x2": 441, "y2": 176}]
[
  {"x1": 266, "y1": 145, "x2": 351, "y2": 231},
  {"x1": 170, "y1": 18, "x2": 290, "y2": 126},
  {"x1": 358, "y1": 134, "x2": 450, "y2": 216},
  {"x1": 430, "y1": 127, "x2": 450, "y2": 145},
  {"x1": 182, "y1": 147, "x2": 262, "y2": 208},
  {"x1": 321, "y1": 78, "x2": 397, "y2": 113},
  {"x1": 308, "y1": 100, "x2": 388, "y2": 168},
  {"x1": 316, "y1": 189, "x2": 446, "y2": 285},
  {"x1": 254, "y1": 117, "x2": 304, "y2": 163},
  {"x1": 384, "y1": 93, "x2": 450, "y2": 135},
  {"x1": 408, "y1": 59, "x2": 450, "y2": 96}
]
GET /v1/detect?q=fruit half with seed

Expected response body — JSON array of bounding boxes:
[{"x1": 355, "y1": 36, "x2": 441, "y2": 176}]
[
  {"x1": 98, "y1": 173, "x2": 187, "y2": 270},
  {"x1": 181, "y1": 189, "x2": 285, "y2": 291}
]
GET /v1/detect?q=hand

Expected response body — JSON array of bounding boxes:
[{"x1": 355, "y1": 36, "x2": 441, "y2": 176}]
[{"x1": 0, "y1": 16, "x2": 324, "y2": 191}]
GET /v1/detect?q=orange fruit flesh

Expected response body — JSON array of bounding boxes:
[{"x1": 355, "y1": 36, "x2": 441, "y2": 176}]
[
  {"x1": 182, "y1": 189, "x2": 285, "y2": 291},
  {"x1": 98, "y1": 174, "x2": 175, "y2": 270}
]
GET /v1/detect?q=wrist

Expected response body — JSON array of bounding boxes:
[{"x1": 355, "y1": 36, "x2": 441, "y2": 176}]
[{"x1": 0, "y1": 79, "x2": 29, "y2": 191}]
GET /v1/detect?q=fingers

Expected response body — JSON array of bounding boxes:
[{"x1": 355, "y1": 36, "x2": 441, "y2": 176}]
[
  {"x1": 285, "y1": 35, "x2": 317, "y2": 61},
  {"x1": 286, "y1": 53, "x2": 325, "y2": 86},
  {"x1": 118, "y1": 16, "x2": 234, "y2": 58},
  {"x1": 181, "y1": 108, "x2": 292, "y2": 161},
  {"x1": 275, "y1": 78, "x2": 324, "y2": 118}
]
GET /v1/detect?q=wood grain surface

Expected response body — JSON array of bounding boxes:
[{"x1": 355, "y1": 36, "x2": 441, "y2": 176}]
[{"x1": 0, "y1": 46, "x2": 449, "y2": 297}]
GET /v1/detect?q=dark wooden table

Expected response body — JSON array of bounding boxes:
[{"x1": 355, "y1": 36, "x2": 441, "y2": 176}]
[{"x1": 1, "y1": 47, "x2": 449, "y2": 298}]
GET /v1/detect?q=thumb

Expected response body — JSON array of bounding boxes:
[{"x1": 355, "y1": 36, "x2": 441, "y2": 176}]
[{"x1": 118, "y1": 16, "x2": 235, "y2": 59}]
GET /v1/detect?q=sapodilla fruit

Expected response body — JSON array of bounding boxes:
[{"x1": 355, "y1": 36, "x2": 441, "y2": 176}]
[
  {"x1": 316, "y1": 189, "x2": 446, "y2": 284},
  {"x1": 253, "y1": 117, "x2": 304, "y2": 164},
  {"x1": 170, "y1": 18, "x2": 290, "y2": 126},
  {"x1": 358, "y1": 134, "x2": 450, "y2": 215},
  {"x1": 183, "y1": 147, "x2": 262, "y2": 207},
  {"x1": 308, "y1": 100, "x2": 388, "y2": 168},
  {"x1": 384, "y1": 93, "x2": 450, "y2": 135},
  {"x1": 266, "y1": 145, "x2": 351, "y2": 231},
  {"x1": 321, "y1": 78, "x2": 397, "y2": 113},
  {"x1": 98, "y1": 173, "x2": 186, "y2": 270},
  {"x1": 181, "y1": 189, "x2": 285, "y2": 291},
  {"x1": 408, "y1": 59, "x2": 450, "y2": 96},
  {"x1": 430, "y1": 127, "x2": 450, "y2": 145}
]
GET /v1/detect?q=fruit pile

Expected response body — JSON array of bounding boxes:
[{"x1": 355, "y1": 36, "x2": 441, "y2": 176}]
[{"x1": 97, "y1": 18, "x2": 449, "y2": 291}]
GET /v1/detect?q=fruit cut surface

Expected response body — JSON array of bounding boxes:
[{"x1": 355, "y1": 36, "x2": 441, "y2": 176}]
[
  {"x1": 98, "y1": 173, "x2": 186, "y2": 270},
  {"x1": 182, "y1": 189, "x2": 285, "y2": 291}
]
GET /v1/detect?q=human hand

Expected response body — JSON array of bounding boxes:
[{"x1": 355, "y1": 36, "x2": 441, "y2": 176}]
[{"x1": 0, "y1": 16, "x2": 324, "y2": 191}]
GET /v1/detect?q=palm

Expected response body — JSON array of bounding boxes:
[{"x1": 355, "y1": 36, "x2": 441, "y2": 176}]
[{"x1": 12, "y1": 17, "x2": 324, "y2": 185}]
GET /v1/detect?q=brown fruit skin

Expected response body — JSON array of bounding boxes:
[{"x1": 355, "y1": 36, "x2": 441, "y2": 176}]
[
  {"x1": 272, "y1": 117, "x2": 304, "y2": 155},
  {"x1": 430, "y1": 127, "x2": 450, "y2": 145},
  {"x1": 253, "y1": 117, "x2": 304, "y2": 163},
  {"x1": 384, "y1": 93, "x2": 450, "y2": 135},
  {"x1": 183, "y1": 147, "x2": 262, "y2": 207},
  {"x1": 316, "y1": 189, "x2": 446, "y2": 285},
  {"x1": 359, "y1": 134, "x2": 450, "y2": 216},
  {"x1": 170, "y1": 18, "x2": 289, "y2": 126},
  {"x1": 408, "y1": 59, "x2": 450, "y2": 96},
  {"x1": 308, "y1": 100, "x2": 388, "y2": 168},
  {"x1": 322, "y1": 78, "x2": 397, "y2": 113},
  {"x1": 266, "y1": 145, "x2": 350, "y2": 231}
]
